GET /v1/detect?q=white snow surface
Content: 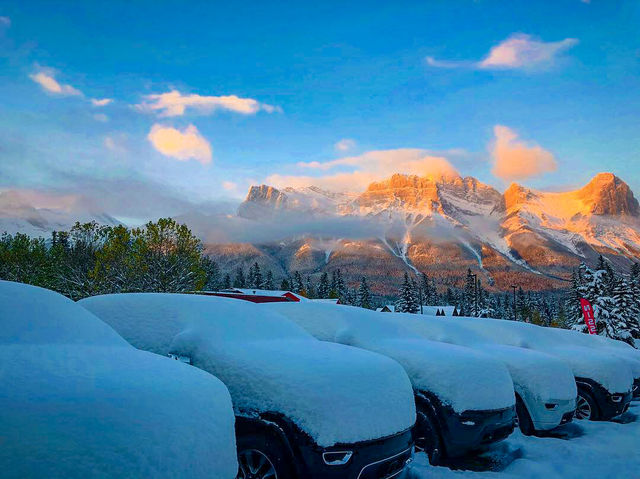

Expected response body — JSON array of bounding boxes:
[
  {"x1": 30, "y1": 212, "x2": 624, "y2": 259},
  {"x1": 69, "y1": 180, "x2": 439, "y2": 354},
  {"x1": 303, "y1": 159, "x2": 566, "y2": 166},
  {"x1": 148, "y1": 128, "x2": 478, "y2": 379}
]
[
  {"x1": 263, "y1": 302, "x2": 515, "y2": 412},
  {"x1": 398, "y1": 315, "x2": 577, "y2": 403},
  {"x1": 79, "y1": 293, "x2": 416, "y2": 447},
  {"x1": 438, "y1": 316, "x2": 633, "y2": 393},
  {"x1": 409, "y1": 403, "x2": 640, "y2": 479},
  {"x1": 0, "y1": 281, "x2": 238, "y2": 479}
]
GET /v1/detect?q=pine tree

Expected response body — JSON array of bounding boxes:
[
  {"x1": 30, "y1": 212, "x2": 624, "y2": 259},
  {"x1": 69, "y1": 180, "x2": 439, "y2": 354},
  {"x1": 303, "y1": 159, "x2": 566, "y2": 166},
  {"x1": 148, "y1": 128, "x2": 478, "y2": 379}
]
[
  {"x1": 396, "y1": 272, "x2": 419, "y2": 314},
  {"x1": 222, "y1": 272, "x2": 231, "y2": 289},
  {"x1": 262, "y1": 270, "x2": 274, "y2": 290},
  {"x1": 280, "y1": 278, "x2": 290, "y2": 290},
  {"x1": 202, "y1": 257, "x2": 221, "y2": 291},
  {"x1": 304, "y1": 276, "x2": 315, "y2": 299},
  {"x1": 233, "y1": 267, "x2": 246, "y2": 288},
  {"x1": 317, "y1": 272, "x2": 330, "y2": 298},
  {"x1": 292, "y1": 271, "x2": 304, "y2": 294},
  {"x1": 248, "y1": 262, "x2": 262, "y2": 289},
  {"x1": 357, "y1": 277, "x2": 372, "y2": 309}
]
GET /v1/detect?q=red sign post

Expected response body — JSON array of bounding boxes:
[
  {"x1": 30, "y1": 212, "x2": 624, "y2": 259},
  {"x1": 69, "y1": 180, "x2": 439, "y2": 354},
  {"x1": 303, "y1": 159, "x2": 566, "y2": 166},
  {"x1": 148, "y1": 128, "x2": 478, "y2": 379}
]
[{"x1": 579, "y1": 298, "x2": 597, "y2": 335}]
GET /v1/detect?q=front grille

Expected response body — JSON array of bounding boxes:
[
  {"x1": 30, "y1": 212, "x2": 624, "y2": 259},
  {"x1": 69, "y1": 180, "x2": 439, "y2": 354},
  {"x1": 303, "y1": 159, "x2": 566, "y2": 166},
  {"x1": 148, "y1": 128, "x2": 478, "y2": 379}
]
[{"x1": 358, "y1": 447, "x2": 412, "y2": 479}]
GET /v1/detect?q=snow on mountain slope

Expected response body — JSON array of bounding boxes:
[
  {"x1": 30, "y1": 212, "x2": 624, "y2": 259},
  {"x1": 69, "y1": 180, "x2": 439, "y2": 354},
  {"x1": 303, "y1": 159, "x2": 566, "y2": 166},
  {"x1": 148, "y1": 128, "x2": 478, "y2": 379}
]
[
  {"x1": 0, "y1": 190, "x2": 120, "y2": 236},
  {"x1": 232, "y1": 172, "x2": 640, "y2": 289}
]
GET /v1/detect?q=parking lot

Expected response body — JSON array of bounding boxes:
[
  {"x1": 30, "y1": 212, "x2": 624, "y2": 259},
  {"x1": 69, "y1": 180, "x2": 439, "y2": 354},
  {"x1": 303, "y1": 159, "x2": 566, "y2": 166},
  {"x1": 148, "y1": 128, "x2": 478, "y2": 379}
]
[{"x1": 409, "y1": 403, "x2": 639, "y2": 479}]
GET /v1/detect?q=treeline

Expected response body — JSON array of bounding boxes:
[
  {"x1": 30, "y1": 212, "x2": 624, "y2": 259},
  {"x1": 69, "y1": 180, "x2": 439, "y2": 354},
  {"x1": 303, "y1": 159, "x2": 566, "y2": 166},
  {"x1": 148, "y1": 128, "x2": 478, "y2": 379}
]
[
  {"x1": 213, "y1": 262, "x2": 375, "y2": 309},
  {"x1": 393, "y1": 270, "x2": 566, "y2": 327},
  {"x1": 0, "y1": 219, "x2": 208, "y2": 300},
  {"x1": 565, "y1": 258, "x2": 640, "y2": 345}
]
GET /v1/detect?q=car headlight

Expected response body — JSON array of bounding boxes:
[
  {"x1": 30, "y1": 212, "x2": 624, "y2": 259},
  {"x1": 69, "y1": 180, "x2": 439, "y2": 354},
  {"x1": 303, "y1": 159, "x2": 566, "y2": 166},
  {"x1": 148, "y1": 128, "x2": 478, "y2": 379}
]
[{"x1": 610, "y1": 394, "x2": 623, "y2": 403}]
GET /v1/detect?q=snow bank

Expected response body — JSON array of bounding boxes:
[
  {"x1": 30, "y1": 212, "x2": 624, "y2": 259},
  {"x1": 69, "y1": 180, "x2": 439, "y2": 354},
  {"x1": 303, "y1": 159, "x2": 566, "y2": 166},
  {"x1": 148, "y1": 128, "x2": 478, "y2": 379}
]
[
  {"x1": 264, "y1": 302, "x2": 515, "y2": 412},
  {"x1": 0, "y1": 281, "x2": 237, "y2": 479},
  {"x1": 409, "y1": 402, "x2": 640, "y2": 479},
  {"x1": 398, "y1": 316, "x2": 577, "y2": 402},
  {"x1": 440, "y1": 316, "x2": 633, "y2": 393},
  {"x1": 80, "y1": 293, "x2": 416, "y2": 447}
]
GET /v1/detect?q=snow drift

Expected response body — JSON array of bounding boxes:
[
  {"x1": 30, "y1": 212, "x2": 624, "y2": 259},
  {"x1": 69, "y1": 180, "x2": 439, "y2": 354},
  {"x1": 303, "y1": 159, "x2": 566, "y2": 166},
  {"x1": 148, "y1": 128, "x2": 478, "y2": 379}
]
[
  {"x1": 79, "y1": 293, "x2": 417, "y2": 447},
  {"x1": 264, "y1": 301, "x2": 515, "y2": 412},
  {"x1": 0, "y1": 281, "x2": 238, "y2": 479}
]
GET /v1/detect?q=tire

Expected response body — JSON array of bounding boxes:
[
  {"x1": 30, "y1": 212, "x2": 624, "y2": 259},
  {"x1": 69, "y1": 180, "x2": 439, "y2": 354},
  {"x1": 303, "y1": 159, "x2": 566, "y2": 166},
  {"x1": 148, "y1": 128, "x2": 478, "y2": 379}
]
[
  {"x1": 575, "y1": 390, "x2": 600, "y2": 421},
  {"x1": 236, "y1": 431, "x2": 295, "y2": 479},
  {"x1": 515, "y1": 395, "x2": 535, "y2": 436},
  {"x1": 415, "y1": 411, "x2": 444, "y2": 466}
]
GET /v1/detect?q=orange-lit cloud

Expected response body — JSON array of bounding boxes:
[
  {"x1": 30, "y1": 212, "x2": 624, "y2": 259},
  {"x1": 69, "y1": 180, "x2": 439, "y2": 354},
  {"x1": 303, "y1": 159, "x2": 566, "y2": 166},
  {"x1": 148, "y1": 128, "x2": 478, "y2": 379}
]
[
  {"x1": 147, "y1": 124, "x2": 212, "y2": 164},
  {"x1": 268, "y1": 149, "x2": 460, "y2": 191},
  {"x1": 91, "y1": 98, "x2": 113, "y2": 107},
  {"x1": 491, "y1": 125, "x2": 557, "y2": 181},
  {"x1": 29, "y1": 70, "x2": 82, "y2": 96},
  {"x1": 136, "y1": 90, "x2": 280, "y2": 117},
  {"x1": 427, "y1": 34, "x2": 578, "y2": 71}
]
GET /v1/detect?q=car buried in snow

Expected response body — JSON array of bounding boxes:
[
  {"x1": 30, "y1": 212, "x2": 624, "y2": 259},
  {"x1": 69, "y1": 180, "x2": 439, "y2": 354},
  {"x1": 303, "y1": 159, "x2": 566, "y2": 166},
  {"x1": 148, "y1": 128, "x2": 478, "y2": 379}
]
[
  {"x1": 262, "y1": 301, "x2": 517, "y2": 465},
  {"x1": 0, "y1": 281, "x2": 238, "y2": 479},
  {"x1": 79, "y1": 293, "x2": 417, "y2": 479},
  {"x1": 438, "y1": 316, "x2": 634, "y2": 421},
  {"x1": 396, "y1": 314, "x2": 578, "y2": 435}
]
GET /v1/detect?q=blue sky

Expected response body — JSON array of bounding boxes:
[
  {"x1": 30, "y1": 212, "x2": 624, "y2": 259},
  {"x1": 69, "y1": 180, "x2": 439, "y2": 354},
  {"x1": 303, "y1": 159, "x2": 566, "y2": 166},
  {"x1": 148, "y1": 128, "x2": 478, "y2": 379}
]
[{"x1": 0, "y1": 0, "x2": 639, "y2": 219}]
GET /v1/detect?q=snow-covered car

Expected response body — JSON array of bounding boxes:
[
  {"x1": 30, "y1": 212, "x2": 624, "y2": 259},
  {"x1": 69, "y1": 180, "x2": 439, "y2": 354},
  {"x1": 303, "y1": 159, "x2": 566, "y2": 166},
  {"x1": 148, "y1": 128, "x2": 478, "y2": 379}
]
[
  {"x1": 263, "y1": 301, "x2": 517, "y2": 465},
  {"x1": 0, "y1": 281, "x2": 238, "y2": 479},
  {"x1": 80, "y1": 293, "x2": 417, "y2": 479},
  {"x1": 439, "y1": 316, "x2": 634, "y2": 421},
  {"x1": 539, "y1": 327, "x2": 640, "y2": 400},
  {"x1": 396, "y1": 314, "x2": 577, "y2": 435}
]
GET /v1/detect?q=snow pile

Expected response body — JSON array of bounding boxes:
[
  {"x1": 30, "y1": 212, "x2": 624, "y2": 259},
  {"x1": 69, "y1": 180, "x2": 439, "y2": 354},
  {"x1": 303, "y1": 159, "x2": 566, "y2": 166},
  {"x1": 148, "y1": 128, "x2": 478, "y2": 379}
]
[
  {"x1": 80, "y1": 293, "x2": 416, "y2": 447},
  {"x1": 264, "y1": 302, "x2": 515, "y2": 412},
  {"x1": 440, "y1": 316, "x2": 633, "y2": 393},
  {"x1": 409, "y1": 403, "x2": 640, "y2": 479},
  {"x1": 0, "y1": 281, "x2": 238, "y2": 479},
  {"x1": 398, "y1": 316, "x2": 577, "y2": 403}
]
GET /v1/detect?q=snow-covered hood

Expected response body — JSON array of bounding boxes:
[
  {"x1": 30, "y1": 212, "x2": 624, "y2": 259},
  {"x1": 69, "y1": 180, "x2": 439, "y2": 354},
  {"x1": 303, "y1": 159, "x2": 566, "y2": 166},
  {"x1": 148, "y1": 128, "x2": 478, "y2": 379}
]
[
  {"x1": 0, "y1": 281, "x2": 237, "y2": 479},
  {"x1": 80, "y1": 293, "x2": 416, "y2": 447},
  {"x1": 264, "y1": 302, "x2": 515, "y2": 413},
  {"x1": 474, "y1": 345, "x2": 577, "y2": 402}
]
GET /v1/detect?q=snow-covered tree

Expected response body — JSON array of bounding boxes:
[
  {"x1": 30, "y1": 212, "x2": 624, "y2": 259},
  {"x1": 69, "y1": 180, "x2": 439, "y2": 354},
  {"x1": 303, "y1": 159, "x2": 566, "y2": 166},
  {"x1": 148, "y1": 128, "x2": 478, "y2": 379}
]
[
  {"x1": 262, "y1": 270, "x2": 274, "y2": 290},
  {"x1": 292, "y1": 271, "x2": 304, "y2": 294},
  {"x1": 357, "y1": 277, "x2": 372, "y2": 309},
  {"x1": 396, "y1": 272, "x2": 419, "y2": 314},
  {"x1": 317, "y1": 272, "x2": 330, "y2": 298},
  {"x1": 233, "y1": 267, "x2": 246, "y2": 288}
]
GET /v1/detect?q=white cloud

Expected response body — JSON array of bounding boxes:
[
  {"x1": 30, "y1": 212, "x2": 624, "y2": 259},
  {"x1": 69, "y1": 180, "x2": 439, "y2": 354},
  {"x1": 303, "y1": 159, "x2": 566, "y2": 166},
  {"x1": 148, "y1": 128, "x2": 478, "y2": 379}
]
[
  {"x1": 0, "y1": 16, "x2": 10, "y2": 27},
  {"x1": 268, "y1": 149, "x2": 460, "y2": 192},
  {"x1": 29, "y1": 70, "x2": 82, "y2": 96},
  {"x1": 334, "y1": 138, "x2": 356, "y2": 152},
  {"x1": 427, "y1": 34, "x2": 578, "y2": 71},
  {"x1": 136, "y1": 89, "x2": 280, "y2": 117},
  {"x1": 147, "y1": 124, "x2": 212, "y2": 165},
  {"x1": 491, "y1": 125, "x2": 557, "y2": 181},
  {"x1": 91, "y1": 98, "x2": 113, "y2": 107}
]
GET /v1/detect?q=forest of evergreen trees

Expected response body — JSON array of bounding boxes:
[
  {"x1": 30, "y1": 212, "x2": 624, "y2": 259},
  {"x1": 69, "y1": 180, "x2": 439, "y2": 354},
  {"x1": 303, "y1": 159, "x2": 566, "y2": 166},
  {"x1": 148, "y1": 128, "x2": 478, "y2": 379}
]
[{"x1": 1, "y1": 220, "x2": 638, "y2": 346}]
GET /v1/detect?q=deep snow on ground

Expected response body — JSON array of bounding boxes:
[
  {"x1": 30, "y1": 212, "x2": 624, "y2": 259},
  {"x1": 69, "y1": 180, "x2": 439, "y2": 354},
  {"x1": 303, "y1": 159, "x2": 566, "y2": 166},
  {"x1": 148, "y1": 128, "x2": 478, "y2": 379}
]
[{"x1": 409, "y1": 403, "x2": 640, "y2": 479}]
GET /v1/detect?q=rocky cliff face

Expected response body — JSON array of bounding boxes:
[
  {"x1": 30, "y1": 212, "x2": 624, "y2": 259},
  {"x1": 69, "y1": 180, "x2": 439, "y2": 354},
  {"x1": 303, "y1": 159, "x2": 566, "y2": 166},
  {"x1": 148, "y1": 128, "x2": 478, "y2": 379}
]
[{"x1": 226, "y1": 172, "x2": 640, "y2": 293}]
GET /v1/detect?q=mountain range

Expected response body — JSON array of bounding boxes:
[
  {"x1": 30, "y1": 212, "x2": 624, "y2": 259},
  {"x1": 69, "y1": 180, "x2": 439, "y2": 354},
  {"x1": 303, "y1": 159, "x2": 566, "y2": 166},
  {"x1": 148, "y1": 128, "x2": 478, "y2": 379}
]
[{"x1": 2, "y1": 172, "x2": 639, "y2": 295}]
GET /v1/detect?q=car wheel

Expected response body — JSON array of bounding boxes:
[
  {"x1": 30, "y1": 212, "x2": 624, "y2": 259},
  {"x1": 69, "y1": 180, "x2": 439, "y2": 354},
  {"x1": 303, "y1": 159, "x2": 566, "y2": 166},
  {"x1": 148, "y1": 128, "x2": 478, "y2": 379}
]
[
  {"x1": 575, "y1": 390, "x2": 599, "y2": 421},
  {"x1": 236, "y1": 432, "x2": 294, "y2": 479},
  {"x1": 515, "y1": 395, "x2": 535, "y2": 436},
  {"x1": 415, "y1": 411, "x2": 444, "y2": 466}
]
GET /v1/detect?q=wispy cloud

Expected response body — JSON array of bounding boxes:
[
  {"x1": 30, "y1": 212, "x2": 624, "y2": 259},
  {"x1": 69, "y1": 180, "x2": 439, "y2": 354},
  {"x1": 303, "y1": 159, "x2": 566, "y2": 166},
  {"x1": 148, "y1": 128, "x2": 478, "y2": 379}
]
[
  {"x1": 91, "y1": 98, "x2": 113, "y2": 107},
  {"x1": 0, "y1": 16, "x2": 10, "y2": 27},
  {"x1": 491, "y1": 125, "x2": 557, "y2": 181},
  {"x1": 136, "y1": 89, "x2": 280, "y2": 117},
  {"x1": 427, "y1": 34, "x2": 578, "y2": 71},
  {"x1": 334, "y1": 138, "x2": 356, "y2": 152},
  {"x1": 147, "y1": 124, "x2": 212, "y2": 165},
  {"x1": 268, "y1": 149, "x2": 460, "y2": 192},
  {"x1": 29, "y1": 70, "x2": 83, "y2": 96}
]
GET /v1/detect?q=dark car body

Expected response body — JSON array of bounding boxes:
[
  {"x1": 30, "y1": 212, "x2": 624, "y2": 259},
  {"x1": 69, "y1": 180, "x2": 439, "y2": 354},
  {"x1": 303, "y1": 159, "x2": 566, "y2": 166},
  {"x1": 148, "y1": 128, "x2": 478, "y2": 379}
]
[{"x1": 576, "y1": 378, "x2": 632, "y2": 420}]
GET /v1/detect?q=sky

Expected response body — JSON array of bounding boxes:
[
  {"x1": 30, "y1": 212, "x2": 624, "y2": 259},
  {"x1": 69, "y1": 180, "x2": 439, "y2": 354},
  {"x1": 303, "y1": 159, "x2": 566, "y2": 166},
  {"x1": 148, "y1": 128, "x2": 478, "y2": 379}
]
[{"x1": 0, "y1": 0, "x2": 639, "y2": 222}]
